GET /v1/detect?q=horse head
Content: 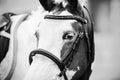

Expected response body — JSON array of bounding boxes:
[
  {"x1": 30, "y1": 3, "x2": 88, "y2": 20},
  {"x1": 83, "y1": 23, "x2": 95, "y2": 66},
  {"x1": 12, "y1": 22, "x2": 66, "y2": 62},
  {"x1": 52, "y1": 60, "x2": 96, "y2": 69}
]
[{"x1": 8, "y1": 0, "x2": 94, "y2": 80}]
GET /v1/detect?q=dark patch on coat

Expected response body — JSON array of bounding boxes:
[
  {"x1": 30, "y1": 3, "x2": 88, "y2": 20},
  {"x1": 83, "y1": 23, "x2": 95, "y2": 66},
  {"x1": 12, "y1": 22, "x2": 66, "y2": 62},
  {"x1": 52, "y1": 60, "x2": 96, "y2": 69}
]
[{"x1": 60, "y1": 21, "x2": 88, "y2": 79}]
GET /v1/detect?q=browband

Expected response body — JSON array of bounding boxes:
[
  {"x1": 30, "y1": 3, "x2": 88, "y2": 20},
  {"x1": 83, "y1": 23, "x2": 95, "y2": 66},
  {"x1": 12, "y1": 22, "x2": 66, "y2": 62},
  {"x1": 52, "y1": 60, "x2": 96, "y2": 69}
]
[{"x1": 44, "y1": 15, "x2": 87, "y2": 24}]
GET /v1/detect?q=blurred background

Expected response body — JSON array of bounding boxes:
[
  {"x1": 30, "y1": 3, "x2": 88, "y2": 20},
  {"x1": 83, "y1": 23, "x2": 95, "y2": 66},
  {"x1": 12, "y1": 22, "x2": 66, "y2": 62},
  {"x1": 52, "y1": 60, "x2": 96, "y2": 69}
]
[{"x1": 0, "y1": 0, "x2": 120, "y2": 80}]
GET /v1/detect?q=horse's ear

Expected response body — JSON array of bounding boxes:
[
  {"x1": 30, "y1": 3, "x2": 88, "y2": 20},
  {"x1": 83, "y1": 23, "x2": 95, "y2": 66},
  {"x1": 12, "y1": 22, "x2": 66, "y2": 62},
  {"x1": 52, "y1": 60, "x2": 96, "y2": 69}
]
[{"x1": 39, "y1": 0, "x2": 56, "y2": 11}]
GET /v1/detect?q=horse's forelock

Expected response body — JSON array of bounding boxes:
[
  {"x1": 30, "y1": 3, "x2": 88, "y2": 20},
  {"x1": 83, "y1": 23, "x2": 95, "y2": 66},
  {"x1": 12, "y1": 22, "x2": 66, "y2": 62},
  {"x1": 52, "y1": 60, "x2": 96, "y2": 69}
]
[
  {"x1": 53, "y1": 0, "x2": 86, "y2": 6},
  {"x1": 39, "y1": 0, "x2": 85, "y2": 13},
  {"x1": 49, "y1": 0, "x2": 86, "y2": 16}
]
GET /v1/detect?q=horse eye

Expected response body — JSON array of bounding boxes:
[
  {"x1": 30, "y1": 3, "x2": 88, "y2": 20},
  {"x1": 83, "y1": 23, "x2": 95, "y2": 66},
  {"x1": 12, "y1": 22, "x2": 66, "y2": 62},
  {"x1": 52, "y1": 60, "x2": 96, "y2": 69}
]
[{"x1": 63, "y1": 32, "x2": 75, "y2": 40}]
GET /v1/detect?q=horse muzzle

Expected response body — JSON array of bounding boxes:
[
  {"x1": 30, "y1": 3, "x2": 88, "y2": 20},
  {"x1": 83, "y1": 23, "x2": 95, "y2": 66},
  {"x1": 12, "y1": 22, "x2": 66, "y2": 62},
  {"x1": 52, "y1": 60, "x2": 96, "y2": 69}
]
[
  {"x1": 29, "y1": 49, "x2": 64, "y2": 71},
  {"x1": 29, "y1": 49, "x2": 68, "y2": 80}
]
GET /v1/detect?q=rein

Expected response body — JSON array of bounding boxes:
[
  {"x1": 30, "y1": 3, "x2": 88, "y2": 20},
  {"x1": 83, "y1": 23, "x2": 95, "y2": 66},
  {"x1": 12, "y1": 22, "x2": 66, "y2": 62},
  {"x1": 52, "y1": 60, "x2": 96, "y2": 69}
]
[
  {"x1": 29, "y1": 15, "x2": 89, "y2": 80},
  {"x1": 4, "y1": 14, "x2": 29, "y2": 80}
]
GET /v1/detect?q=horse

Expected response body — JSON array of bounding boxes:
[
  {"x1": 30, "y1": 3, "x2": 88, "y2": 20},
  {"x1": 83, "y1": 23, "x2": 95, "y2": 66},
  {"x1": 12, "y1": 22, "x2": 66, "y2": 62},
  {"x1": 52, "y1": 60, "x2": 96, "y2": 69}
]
[{"x1": 0, "y1": 0, "x2": 94, "y2": 80}]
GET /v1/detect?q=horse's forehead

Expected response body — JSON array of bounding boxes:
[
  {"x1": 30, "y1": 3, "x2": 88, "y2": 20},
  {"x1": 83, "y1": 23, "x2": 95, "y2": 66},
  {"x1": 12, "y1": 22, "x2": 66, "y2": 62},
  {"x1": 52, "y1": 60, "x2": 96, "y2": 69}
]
[
  {"x1": 39, "y1": 19, "x2": 76, "y2": 33},
  {"x1": 38, "y1": 9, "x2": 76, "y2": 30}
]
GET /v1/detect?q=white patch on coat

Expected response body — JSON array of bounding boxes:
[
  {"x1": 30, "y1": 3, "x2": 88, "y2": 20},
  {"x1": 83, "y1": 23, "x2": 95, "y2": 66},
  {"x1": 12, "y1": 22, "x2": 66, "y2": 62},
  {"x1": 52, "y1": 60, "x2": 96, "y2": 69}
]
[
  {"x1": 10, "y1": 8, "x2": 48, "y2": 80},
  {"x1": 66, "y1": 69, "x2": 77, "y2": 80},
  {"x1": 77, "y1": 66, "x2": 80, "y2": 70}
]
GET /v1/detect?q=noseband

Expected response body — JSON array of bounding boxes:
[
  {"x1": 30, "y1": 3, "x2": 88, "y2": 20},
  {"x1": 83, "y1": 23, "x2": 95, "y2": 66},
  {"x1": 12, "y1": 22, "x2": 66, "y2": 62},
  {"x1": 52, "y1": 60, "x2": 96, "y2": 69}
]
[{"x1": 29, "y1": 14, "x2": 91, "y2": 80}]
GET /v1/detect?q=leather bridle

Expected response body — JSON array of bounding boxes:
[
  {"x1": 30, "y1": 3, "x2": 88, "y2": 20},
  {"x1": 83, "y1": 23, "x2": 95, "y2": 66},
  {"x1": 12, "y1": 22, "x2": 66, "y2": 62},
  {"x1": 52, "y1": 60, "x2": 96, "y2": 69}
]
[{"x1": 29, "y1": 14, "x2": 91, "y2": 80}]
